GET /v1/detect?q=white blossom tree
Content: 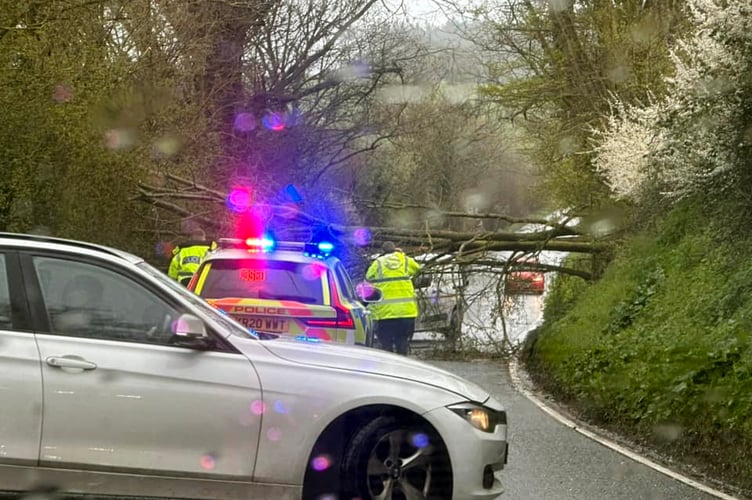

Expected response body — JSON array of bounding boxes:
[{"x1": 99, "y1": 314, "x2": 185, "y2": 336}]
[{"x1": 595, "y1": 0, "x2": 752, "y2": 204}]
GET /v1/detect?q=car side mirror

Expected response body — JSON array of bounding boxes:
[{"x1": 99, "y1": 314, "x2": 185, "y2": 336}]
[
  {"x1": 170, "y1": 313, "x2": 215, "y2": 349},
  {"x1": 412, "y1": 274, "x2": 432, "y2": 289},
  {"x1": 173, "y1": 313, "x2": 207, "y2": 338},
  {"x1": 356, "y1": 282, "x2": 382, "y2": 303}
]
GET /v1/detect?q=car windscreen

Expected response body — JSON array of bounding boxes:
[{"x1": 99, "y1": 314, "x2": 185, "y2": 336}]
[{"x1": 199, "y1": 259, "x2": 325, "y2": 304}]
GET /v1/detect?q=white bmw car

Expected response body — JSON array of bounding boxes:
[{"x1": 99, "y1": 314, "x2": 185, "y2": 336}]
[{"x1": 0, "y1": 233, "x2": 508, "y2": 499}]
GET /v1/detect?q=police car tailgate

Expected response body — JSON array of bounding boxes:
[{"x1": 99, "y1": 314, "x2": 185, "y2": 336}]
[{"x1": 206, "y1": 298, "x2": 340, "y2": 340}]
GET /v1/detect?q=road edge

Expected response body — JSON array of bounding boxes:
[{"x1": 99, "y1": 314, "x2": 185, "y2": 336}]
[{"x1": 507, "y1": 356, "x2": 739, "y2": 500}]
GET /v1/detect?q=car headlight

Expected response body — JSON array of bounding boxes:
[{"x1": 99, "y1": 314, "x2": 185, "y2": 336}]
[{"x1": 448, "y1": 403, "x2": 507, "y2": 433}]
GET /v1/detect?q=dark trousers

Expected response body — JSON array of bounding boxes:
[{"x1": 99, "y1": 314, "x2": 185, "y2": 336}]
[{"x1": 376, "y1": 318, "x2": 415, "y2": 355}]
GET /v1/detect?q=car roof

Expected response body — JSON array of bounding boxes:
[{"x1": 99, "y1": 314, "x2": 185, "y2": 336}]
[{"x1": 0, "y1": 232, "x2": 144, "y2": 265}]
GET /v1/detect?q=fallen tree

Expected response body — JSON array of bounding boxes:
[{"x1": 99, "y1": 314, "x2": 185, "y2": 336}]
[{"x1": 133, "y1": 171, "x2": 616, "y2": 282}]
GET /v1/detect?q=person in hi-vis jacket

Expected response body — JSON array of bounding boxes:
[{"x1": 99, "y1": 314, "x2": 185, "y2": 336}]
[
  {"x1": 168, "y1": 228, "x2": 212, "y2": 286},
  {"x1": 366, "y1": 241, "x2": 421, "y2": 355}
]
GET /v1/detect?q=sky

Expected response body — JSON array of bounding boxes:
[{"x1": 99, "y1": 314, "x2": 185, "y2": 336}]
[{"x1": 381, "y1": 0, "x2": 454, "y2": 25}]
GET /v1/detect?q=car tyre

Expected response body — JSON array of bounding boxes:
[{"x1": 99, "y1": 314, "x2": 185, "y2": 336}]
[{"x1": 341, "y1": 415, "x2": 452, "y2": 500}]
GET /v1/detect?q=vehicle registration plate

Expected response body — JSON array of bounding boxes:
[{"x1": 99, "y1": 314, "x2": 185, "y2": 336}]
[{"x1": 234, "y1": 315, "x2": 289, "y2": 333}]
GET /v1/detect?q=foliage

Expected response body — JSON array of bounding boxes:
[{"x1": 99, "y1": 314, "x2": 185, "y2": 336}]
[
  {"x1": 594, "y1": 0, "x2": 752, "y2": 212},
  {"x1": 469, "y1": 0, "x2": 687, "y2": 209},
  {"x1": 354, "y1": 84, "x2": 541, "y2": 229},
  {"x1": 529, "y1": 199, "x2": 752, "y2": 492},
  {"x1": 542, "y1": 253, "x2": 592, "y2": 324},
  {"x1": 0, "y1": 0, "x2": 151, "y2": 249}
]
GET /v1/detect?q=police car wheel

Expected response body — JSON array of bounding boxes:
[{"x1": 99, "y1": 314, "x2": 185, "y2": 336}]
[{"x1": 341, "y1": 416, "x2": 452, "y2": 499}]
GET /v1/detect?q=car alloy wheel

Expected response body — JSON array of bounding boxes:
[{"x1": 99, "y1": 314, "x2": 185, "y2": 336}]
[{"x1": 342, "y1": 416, "x2": 451, "y2": 500}]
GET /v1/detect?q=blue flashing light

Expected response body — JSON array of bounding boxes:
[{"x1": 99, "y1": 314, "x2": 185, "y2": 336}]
[
  {"x1": 303, "y1": 241, "x2": 335, "y2": 259},
  {"x1": 284, "y1": 184, "x2": 303, "y2": 203}
]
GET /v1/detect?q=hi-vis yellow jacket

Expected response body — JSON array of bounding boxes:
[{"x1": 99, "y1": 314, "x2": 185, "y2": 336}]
[
  {"x1": 366, "y1": 251, "x2": 421, "y2": 320},
  {"x1": 168, "y1": 241, "x2": 212, "y2": 285}
]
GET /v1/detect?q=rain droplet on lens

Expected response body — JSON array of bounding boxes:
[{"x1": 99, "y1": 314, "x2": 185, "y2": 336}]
[
  {"x1": 652, "y1": 423, "x2": 683, "y2": 442},
  {"x1": 267, "y1": 427, "x2": 282, "y2": 441},
  {"x1": 250, "y1": 400, "x2": 267, "y2": 415},
  {"x1": 234, "y1": 112, "x2": 257, "y2": 132},
  {"x1": 152, "y1": 136, "x2": 181, "y2": 157},
  {"x1": 52, "y1": 84, "x2": 73, "y2": 103},
  {"x1": 200, "y1": 453, "x2": 216, "y2": 470},
  {"x1": 311, "y1": 454, "x2": 331, "y2": 471},
  {"x1": 412, "y1": 432, "x2": 430, "y2": 448}
]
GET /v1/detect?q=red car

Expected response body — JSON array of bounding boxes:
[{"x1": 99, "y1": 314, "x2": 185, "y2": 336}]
[{"x1": 505, "y1": 257, "x2": 545, "y2": 295}]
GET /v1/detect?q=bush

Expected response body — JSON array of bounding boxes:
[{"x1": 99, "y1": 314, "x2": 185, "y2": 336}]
[{"x1": 528, "y1": 200, "x2": 752, "y2": 493}]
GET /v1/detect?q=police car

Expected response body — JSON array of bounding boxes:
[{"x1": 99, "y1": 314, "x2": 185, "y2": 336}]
[{"x1": 187, "y1": 237, "x2": 379, "y2": 346}]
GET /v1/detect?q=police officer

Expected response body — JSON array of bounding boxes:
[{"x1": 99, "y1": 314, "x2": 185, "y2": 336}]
[
  {"x1": 366, "y1": 241, "x2": 421, "y2": 355},
  {"x1": 168, "y1": 228, "x2": 212, "y2": 286}
]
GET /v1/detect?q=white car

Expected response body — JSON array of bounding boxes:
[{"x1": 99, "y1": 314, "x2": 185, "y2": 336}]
[
  {"x1": 0, "y1": 233, "x2": 508, "y2": 499},
  {"x1": 414, "y1": 254, "x2": 465, "y2": 335}
]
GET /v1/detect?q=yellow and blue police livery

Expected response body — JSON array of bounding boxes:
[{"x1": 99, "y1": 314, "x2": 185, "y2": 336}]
[{"x1": 188, "y1": 238, "x2": 379, "y2": 346}]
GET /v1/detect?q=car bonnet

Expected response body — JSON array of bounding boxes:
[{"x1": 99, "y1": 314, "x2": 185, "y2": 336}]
[{"x1": 258, "y1": 338, "x2": 491, "y2": 403}]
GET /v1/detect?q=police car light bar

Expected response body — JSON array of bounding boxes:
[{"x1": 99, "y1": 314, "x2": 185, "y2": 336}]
[
  {"x1": 217, "y1": 237, "x2": 275, "y2": 253},
  {"x1": 303, "y1": 241, "x2": 334, "y2": 258},
  {"x1": 216, "y1": 237, "x2": 334, "y2": 257}
]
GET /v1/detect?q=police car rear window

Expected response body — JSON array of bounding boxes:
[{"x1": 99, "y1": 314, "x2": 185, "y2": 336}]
[{"x1": 199, "y1": 259, "x2": 325, "y2": 304}]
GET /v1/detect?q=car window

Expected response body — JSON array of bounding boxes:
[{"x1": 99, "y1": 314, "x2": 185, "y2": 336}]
[
  {"x1": 199, "y1": 258, "x2": 325, "y2": 304},
  {"x1": 0, "y1": 254, "x2": 11, "y2": 330},
  {"x1": 136, "y1": 261, "x2": 259, "y2": 340},
  {"x1": 33, "y1": 256, "x2": 180, "y2": 345}
]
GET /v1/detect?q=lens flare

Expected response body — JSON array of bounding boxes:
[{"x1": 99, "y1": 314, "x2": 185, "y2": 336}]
[
  {"x1": 412, "y1": 432, "x2": 430, "y2": 448},
  {"x1": 262, "y1": 111, "x2": 286, "y2": 131},
  {"x1": 234, "y1": 112, "x2": 257, "y2": 132},
  {"x1": 227, "y1": 187, "x2": 253, "y2": 213},
  {"x1": 353, "y1": 227, "x2": 371, "y2": 246},
  {"x1": 250, "y1": 400, "x2": 267, "y2": 416},
  {"x1": 267, "y1": 427, "x2": 282, "y2": 441},
  {"x1": 155, "y1": 241, "x2": 174, "y2": 258},
  {"x1": 311, "y1": 455, "x2": 331, "y2": 471},
  {"x1": 274, "y1": 400, "x2": 289, "y2": 414},
  {"x1": 200, "y1": 454, "x2": 216, "y2": 470},
  {"x1": 52, "y1": 84, "x2": 73, "y2": 103},
  {"x1": 152, "y1": 136, "x2": 180, "y2": 157},
  {"x1": 284, "y1": 184, "x2": 303, "y2": 203},
  {"x1": 302, "y1": 263, "x2": 327, "y2": 281},
  {"x1": 104, "y1": 128, "x2": 135, "y2": 150},
  {"x1": 285, "y1": 106, "x2": 303, "y2": 127}
]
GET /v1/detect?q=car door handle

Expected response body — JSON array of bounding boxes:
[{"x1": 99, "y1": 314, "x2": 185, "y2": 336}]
[
  {"x1": 363, "y1": 310, "x2": 372, "y2": 316},
  {"x1": 46, "y1": 356, "x2": 97, "y2": 371}
]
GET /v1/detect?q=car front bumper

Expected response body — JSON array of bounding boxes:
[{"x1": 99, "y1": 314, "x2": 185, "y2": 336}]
[{"x1": 424, "y1": 402, "x2": 508, "y2": 500}]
